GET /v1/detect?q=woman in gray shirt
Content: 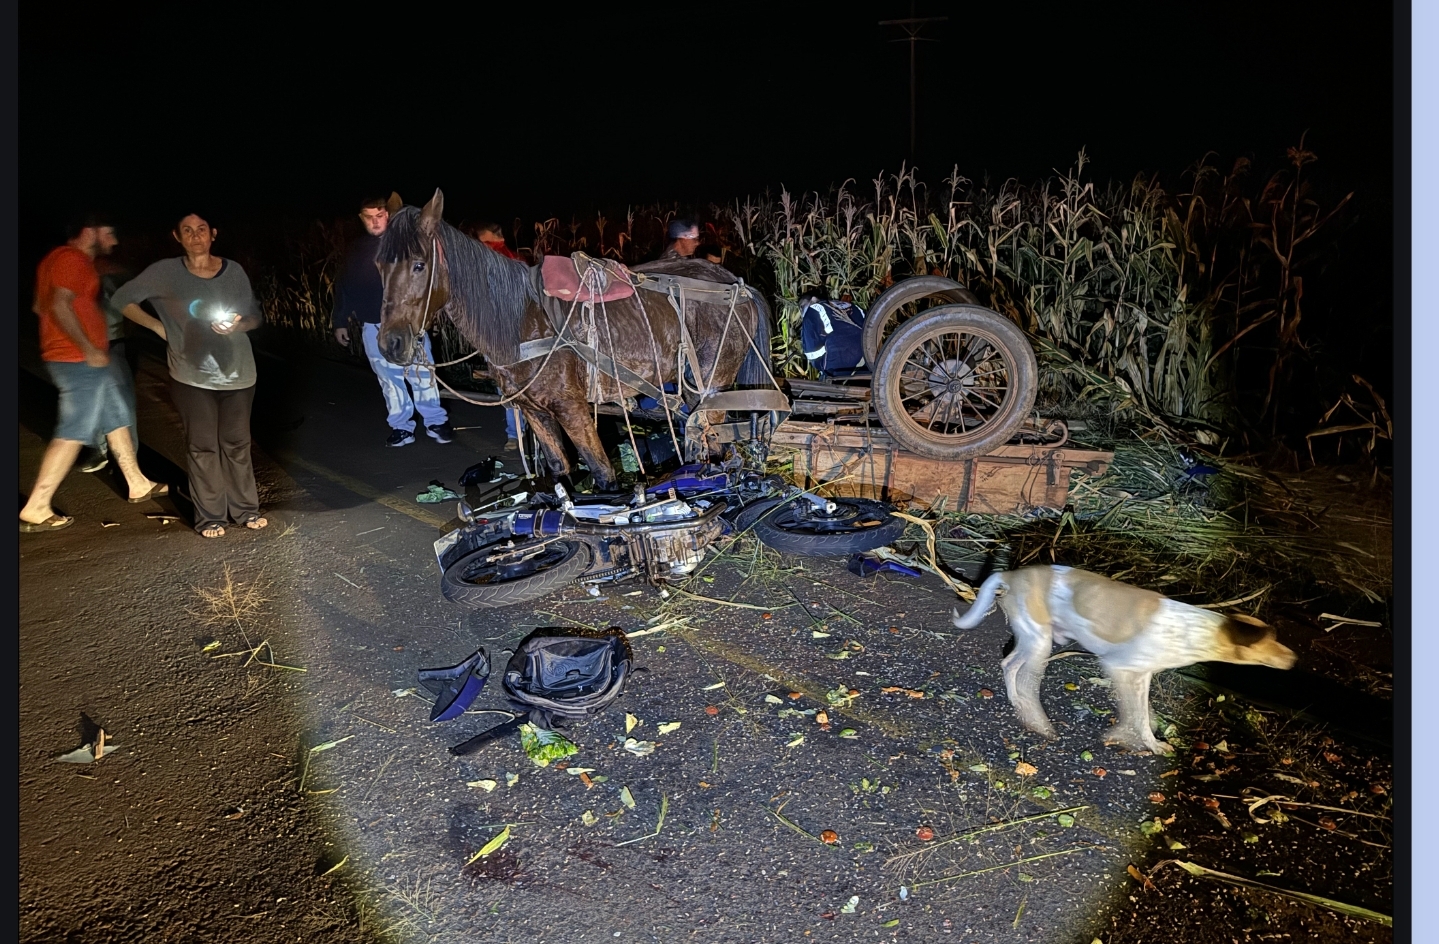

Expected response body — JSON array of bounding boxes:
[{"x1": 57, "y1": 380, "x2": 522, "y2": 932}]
[{"x1": 113, "y1": 213, "x2": 266, "y2": 538}]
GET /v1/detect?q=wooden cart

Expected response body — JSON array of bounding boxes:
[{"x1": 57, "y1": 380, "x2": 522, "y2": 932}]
[
  {"x1": 773, "y1": 276, "x2": 1113, "y2": 513},
  {"x1": 770, "y1": 414, "x2": 1112, "y2": 514}
]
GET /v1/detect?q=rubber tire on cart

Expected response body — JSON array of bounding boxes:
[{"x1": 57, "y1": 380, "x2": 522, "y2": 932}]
[
  {"x1": 871, "y1": 304, "x2": 1039, "y2": 461},
  {"x1": 440, "y1": 539, "x2": 592, "y2": 609},
  {"x1": 861, "y1": 275, "x2": 980, "y2": 369},
  {"x1": 735, "y1": 497, "x2": 907, "y2": 557}
]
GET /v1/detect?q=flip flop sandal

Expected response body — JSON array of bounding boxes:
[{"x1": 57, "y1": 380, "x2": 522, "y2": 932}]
[
  {"x1": 20, "y1": 514, "x2": 75, "y2": 533},
  {"x1": 199, "y1": 525, "x2": 226, "y2": 539},
  {"x1": 241, "y1": 515, "x2": 269, "y2": 530},
  {"x1": 128, "y1": 483, "x2": 171, "y2": 504}
]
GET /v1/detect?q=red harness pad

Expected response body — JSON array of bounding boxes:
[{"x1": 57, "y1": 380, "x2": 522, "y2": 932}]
[{"x1": 540, "y1": 254, "x2": 636, "y2": 303}]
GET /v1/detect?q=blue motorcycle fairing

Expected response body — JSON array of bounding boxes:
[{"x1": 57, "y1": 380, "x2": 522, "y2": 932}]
[{"x1": 646, "y1": 463, "x2": 729, "y2": 497}]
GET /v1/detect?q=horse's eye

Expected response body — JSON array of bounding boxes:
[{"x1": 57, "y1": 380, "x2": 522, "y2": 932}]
[{"x1": 413, "y1": 261, "x2": 425, "y2": 273}]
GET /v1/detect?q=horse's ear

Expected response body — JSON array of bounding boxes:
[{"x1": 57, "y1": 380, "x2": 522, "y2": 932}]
[
  {"x1": 418, "y1": 188, "x2": 445, "y2": 235},
  {"x1": 386, "y1": 192, "x2": 403, "y2": 214}
]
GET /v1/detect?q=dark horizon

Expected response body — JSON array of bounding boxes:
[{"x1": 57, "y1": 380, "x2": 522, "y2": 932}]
[{"x1": 21, "y1": 4, "x2": 1393, "y2": 233}]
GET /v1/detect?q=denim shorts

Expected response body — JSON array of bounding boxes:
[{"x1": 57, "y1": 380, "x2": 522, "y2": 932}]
[{"x1": 46, "y1": 359, "x2": 134, "y2": 445}]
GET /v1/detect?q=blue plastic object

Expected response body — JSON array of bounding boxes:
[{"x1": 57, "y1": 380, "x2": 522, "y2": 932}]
[
  {"x1": 646, "y1": 463, "x2": 728, "y2": 497},
  {"x1": 418, "y1": 649, "x2": 492, "y2": 722},
  {"x1": 847, "y1": 554, "x2": 922, "y2": 578}
]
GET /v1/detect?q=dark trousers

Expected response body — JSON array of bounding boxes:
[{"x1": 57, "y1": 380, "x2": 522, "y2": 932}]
[{"x1": 170, "y1": 379, "x2": 260, "y2": 531}]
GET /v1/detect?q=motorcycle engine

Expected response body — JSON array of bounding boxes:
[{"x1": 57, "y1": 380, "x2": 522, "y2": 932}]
[{"x1": 645, "y1": 509, "x2": 726, "y2": 580}]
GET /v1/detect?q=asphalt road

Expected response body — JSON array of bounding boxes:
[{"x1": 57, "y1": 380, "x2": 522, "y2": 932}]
[{"x1": 19, "y1": 341, "x2": 1388, "y2": 943}]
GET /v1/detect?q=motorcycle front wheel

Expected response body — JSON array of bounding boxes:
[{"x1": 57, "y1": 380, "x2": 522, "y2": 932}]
[
  {"x1": 735, "y1": 497, "x2": 907, "y2": 557},
  {"x1": 440, "y1": 539, "x2": 592, "y2": 609}
]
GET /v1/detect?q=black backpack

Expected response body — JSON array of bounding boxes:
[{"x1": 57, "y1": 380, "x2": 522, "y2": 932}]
[
  {"x1": 501, "y1": 628, "x2": 632, "y2": 729},
  {"x1": 427, "y1": 627, "x2": 633, "y2": 756}
]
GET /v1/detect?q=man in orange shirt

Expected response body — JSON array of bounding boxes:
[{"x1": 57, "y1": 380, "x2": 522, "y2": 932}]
[
  {"x1": 476, "y1": 222, "x2": 520, "y2": 260},
  {"x1": 21, "y1": 216, "x2": 166, "y2": 532}
]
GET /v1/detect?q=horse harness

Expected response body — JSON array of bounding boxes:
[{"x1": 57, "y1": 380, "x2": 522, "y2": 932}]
[
  {"x1": 510, "y1": 253, "x2": 765, "y2": 409},
  {"x1": 409, "y1": 243, "x2": 788, "y2": 461}
]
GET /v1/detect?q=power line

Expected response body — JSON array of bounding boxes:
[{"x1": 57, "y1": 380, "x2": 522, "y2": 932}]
[{"x1": 878, "y1": 8, "x2": 947, "y2": 159}]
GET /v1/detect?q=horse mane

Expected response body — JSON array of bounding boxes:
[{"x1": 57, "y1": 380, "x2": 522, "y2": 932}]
[
  {"x1": 380, "y1": 205, "x2": 532, "y2": 364},
  {"x1": 377, "y1": 205, "x2": 427, "y2": 264}
]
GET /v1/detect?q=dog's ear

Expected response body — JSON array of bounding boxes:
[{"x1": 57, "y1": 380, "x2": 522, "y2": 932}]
[
  {"x1": 1218, "y1": 615, "x2": 1297, "y2": 670},
  {"x1": 1220, "y1": 613, "x2": 1271, "y2": 646}
]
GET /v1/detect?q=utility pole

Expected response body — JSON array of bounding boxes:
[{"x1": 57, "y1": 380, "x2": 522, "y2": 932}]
[{"x1": 879, "y1": 5, "x2": 947, "y2": 160}]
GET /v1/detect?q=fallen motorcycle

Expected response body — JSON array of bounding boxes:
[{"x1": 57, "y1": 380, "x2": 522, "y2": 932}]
[{"x1": 432, "y1": 464, "x2": 907, "y2": 609}]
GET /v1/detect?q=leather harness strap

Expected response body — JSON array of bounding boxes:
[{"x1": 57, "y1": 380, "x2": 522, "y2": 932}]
[
  {"x1": 513, "y1": 336, "x2": 668, "y2": 403},
  {"x1": 512, "y1": 262, "x2": 761, "y2": 400},
  {"x1": 633, "y1": 272, "x2": 755, "y2": 396}
]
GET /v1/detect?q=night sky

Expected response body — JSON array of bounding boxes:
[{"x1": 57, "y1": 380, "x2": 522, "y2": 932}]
[{"x1": 21, "y1": 3, "x2": 1394, "y2": 232}]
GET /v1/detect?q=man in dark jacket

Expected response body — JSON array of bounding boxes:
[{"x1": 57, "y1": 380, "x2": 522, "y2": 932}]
[
  {"x1": 799, "y1": 289, "x2": 868, "y2": 378},
  {"x1": 333, "y1": 195, "x2": 454, "y2": 447}
]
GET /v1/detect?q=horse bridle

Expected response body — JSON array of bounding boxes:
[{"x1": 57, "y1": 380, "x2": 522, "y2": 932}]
[{"x1": 411, "y1": 235, "x2": 443, "y2": 360}]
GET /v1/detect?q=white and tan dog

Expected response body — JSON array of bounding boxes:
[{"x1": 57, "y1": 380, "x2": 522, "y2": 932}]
[{"x1": 952, "y1": 565, "x2": 1297, "y2": 754}]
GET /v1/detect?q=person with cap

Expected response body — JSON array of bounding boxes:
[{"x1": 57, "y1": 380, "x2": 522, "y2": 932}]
[
  {"x1": 657, "y1": 219, "x2": 700, "y2": 261},
  {"x1": 799, "y1": 289, "x2": 869, "y2": 378}
]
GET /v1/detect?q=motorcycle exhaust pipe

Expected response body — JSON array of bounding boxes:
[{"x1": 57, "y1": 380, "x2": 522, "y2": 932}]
[{"x1": 509, "y1": 504, "x2": 726, "y2": 538}]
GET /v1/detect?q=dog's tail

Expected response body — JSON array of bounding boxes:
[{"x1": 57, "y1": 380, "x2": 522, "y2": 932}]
[{"x1": 952, "y1": 572, "x2": 1007, "y2": 629}]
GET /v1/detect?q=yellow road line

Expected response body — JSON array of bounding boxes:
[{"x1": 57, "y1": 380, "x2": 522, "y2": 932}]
[{"x1": 282, "y1": 454, "x2": 451, "y2": 530}]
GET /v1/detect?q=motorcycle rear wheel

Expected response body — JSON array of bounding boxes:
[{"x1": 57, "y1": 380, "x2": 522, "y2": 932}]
[
  {"x1": 736, "y1": 497, "x2": 907, "y2": 557},
  {"x1": 440, "y1": 539, "x2": 592, "y2": 609}
]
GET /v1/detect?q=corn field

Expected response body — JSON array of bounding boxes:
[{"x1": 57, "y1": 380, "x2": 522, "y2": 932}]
[
  {"x1": 257, "y1": 144, "x2": 1360, "y2": 446},
  {"x1": 725, "y1": 148, "x2": 1353, "y2": 439}
]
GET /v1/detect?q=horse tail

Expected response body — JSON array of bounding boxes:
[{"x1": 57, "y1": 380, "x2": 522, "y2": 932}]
[{"x1": 734, "y1": 290, "x2": 774, "y2": 388}]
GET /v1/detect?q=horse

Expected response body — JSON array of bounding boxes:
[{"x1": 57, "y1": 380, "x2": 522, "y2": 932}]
[{"x1": 375, "y1": 189, "x2": 774, "y2": 491}]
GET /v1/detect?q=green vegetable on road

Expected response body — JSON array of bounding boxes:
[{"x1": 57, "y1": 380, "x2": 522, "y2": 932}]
[{"x1": 520, "y1": 723, "x2": 578, "y2": 767}]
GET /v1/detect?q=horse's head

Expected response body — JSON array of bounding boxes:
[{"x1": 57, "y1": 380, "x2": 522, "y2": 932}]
[{"x1": 376, "y1": 189, "x2": 451, "y2": 366}]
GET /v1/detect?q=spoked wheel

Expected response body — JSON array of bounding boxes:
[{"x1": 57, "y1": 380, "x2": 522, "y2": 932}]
[
  {"x1": 872, "y1": 305, "x2": 1038, "y2": 460},
  {"x1": 861, "y1": 275, "x2": 980, "y2": 368},
  {"x1": 737, "y1": 497, "x2": 906, "y2": 557},
  {"x1": 440, "y1": 539, "x2": 591, "y2": 609}
]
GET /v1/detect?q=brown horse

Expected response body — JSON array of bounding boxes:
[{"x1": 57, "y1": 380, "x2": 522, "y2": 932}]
[{"x1": 375, "y1": 190, "x2": 773, "y2": 490}]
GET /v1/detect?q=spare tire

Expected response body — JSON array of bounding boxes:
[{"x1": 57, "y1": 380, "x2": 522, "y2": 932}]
[
  {"x1": 871, "y1": 305, "x2": 1038, "y2": 461},
  {"x1": 861, "y1": 275, "x2": 980, "y2": 367}
]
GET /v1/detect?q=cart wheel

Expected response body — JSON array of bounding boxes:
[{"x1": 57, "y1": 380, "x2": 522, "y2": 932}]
[
  {"x1": 861, "y1": 275, "x2": 980, "y2": 369},
  {"x1": 871, "y1": 305, "x2": 1038, "y2": 461}
]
